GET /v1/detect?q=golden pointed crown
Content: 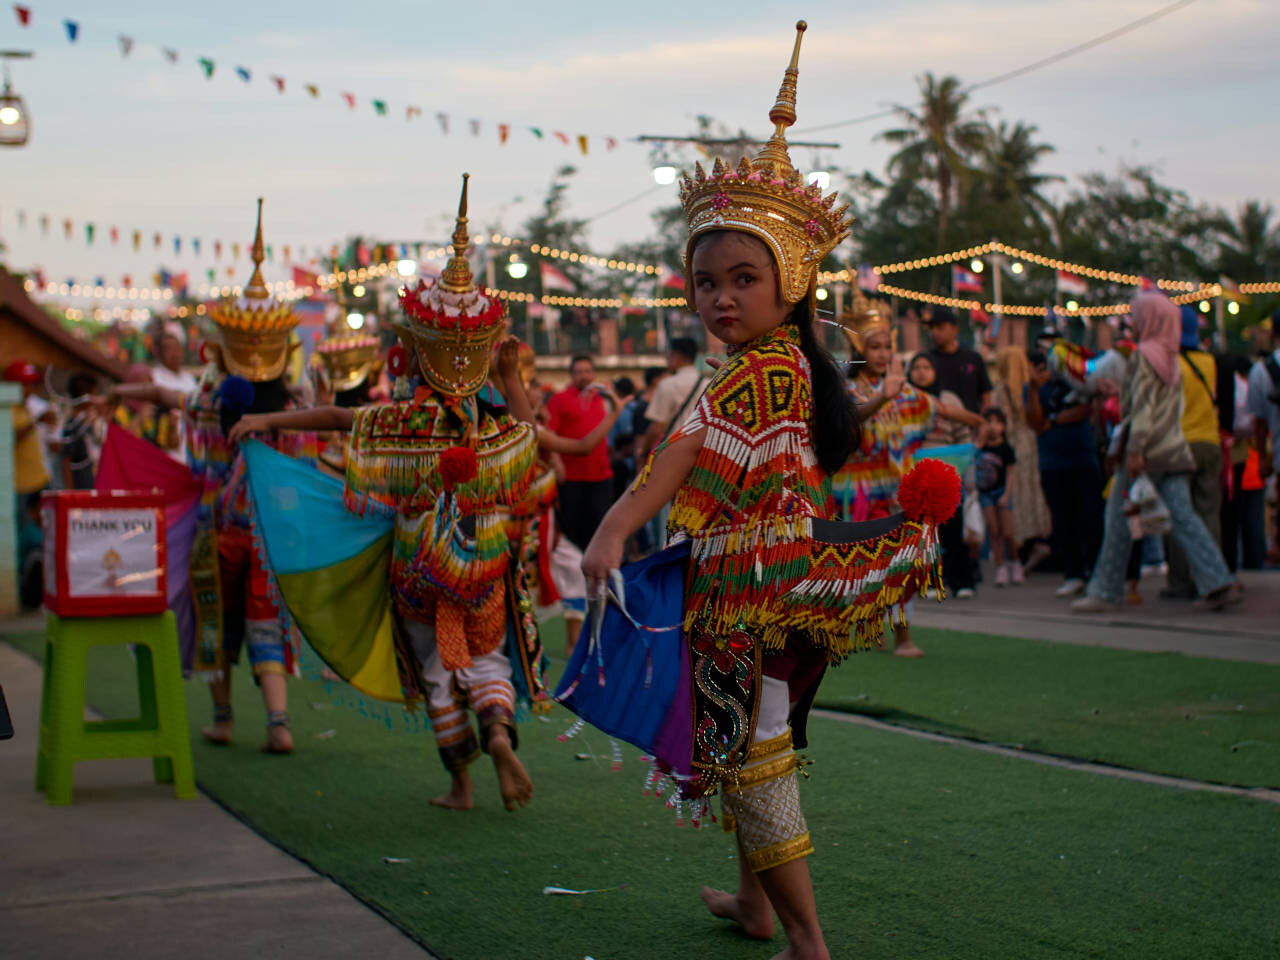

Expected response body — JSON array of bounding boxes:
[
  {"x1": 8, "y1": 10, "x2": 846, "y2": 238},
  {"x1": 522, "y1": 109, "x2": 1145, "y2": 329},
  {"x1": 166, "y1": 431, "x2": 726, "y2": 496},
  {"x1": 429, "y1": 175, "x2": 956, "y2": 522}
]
[
  {"x1": 839, "y1": 292, "x2": 894, "y2": 350},
  {"x1": 396, "y1": 173, "x2": 507, "y2": 397},
  {"x1": 208, "y1": 198, "x2": 299, "y2": 382},
  {"x1": 680, "y1": 21, "x2": 852, "y2": 306},
  {"x1": 316, "y1": 333, "x2": 382, "y2": 392}
]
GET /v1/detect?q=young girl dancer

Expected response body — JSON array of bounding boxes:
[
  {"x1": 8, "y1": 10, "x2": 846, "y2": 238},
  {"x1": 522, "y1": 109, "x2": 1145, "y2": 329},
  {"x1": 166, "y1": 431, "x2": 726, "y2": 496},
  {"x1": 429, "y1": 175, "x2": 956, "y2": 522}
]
[{"x1": 581, "y1": 23, "x2": 957, "y2": 959}]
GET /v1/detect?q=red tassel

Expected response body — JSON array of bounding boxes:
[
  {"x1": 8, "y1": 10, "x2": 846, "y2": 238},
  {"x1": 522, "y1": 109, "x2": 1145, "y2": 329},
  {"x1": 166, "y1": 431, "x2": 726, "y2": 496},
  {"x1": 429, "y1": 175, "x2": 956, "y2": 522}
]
[{"x1": 898, "y1": 459, "x2": 961, "y2": 525}]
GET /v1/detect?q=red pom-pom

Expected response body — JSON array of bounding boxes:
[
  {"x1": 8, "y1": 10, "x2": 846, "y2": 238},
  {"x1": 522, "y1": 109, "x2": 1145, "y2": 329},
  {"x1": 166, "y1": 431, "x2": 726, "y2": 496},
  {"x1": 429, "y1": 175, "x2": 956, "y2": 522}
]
[
  {"x1": 387, "y1": 344, "x2": 409, "y2": 378},
  {"x1": 198, "y1": 341, "x2": 212, "y2": 364},
  {"x1": 439, "y1": 445, "x2": 478, "y2": 492},
  {"x1": 899, "y1": 459, "x2": 961, "y2": 526}
]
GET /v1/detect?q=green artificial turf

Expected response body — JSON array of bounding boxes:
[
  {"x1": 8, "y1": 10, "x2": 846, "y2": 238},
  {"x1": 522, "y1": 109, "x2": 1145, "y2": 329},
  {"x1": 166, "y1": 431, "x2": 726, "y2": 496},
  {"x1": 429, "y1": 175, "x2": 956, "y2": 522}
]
[
  {"x1": 814, "y1": 627, "x2": 1280, "y2": 789},
  {"x1": 7, "y1": 629, "x2": 1278, "y2": 960}
]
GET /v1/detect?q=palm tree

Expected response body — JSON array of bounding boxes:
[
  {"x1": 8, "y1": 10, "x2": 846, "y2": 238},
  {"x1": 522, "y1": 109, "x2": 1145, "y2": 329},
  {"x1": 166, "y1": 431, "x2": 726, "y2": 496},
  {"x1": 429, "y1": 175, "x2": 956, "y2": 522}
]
[
  {"x1": 1219, "y1": 200, "x2": 1280, "y2": 280},
  {"x1": 878, "y1": 73, "x2": 988, "y2": 248},
  {"x1": 976, "y1": 120, "x2": 1062, "y2": 235}
]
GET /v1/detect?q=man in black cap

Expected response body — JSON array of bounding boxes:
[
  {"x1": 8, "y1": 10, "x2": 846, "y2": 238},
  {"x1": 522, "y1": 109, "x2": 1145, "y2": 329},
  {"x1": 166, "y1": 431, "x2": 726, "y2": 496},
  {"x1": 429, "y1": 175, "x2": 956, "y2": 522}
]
[
  {"x1": 926, "y1": 307, "x2": 993, "y2": 416},
  {"x1": 925, "y1": 307, "x2": 992, "y2": 598}
]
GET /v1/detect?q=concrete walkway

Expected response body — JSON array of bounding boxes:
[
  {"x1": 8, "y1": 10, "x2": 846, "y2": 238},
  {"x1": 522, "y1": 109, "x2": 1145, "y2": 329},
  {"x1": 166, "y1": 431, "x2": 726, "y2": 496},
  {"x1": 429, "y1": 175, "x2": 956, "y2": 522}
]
[
  {"x1": 0, "y1": 633, "x2": 430, "y2": 960},
  {"x1": 913, "y1": 567, "x2": 1280, "y2": 664}
]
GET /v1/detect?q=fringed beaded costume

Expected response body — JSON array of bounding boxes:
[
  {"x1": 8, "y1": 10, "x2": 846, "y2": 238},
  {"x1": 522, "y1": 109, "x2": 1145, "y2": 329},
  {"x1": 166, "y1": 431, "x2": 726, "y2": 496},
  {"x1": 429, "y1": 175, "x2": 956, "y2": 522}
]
[
  {"x1": 612, "y1": 23, "x2": 960, "y2": 874},
  {"x1": 274, "y1": 175, "x2": 548, "y2": 774}
]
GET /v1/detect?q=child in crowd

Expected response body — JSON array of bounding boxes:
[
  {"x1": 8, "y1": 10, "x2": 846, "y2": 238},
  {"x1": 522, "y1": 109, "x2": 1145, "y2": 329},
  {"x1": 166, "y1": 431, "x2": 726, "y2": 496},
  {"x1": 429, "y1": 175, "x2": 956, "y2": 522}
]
[{"x1": 976, "y1": 407, "x2": 1020, "y2": 585}]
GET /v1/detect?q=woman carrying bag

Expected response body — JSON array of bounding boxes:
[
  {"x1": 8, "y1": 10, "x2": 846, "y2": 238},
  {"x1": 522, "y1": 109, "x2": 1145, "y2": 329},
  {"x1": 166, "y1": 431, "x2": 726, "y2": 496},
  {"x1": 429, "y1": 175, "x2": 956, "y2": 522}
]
[{"x1": 1073, "y1": 292, "x2": 1238, "y2": 613}]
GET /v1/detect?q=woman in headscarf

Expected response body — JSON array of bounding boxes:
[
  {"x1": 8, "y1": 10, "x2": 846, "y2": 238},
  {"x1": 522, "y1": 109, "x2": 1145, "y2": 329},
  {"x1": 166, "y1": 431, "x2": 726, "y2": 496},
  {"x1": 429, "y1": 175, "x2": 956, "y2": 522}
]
[
  {"x1": 1072, "y1": 292, "x2": 1237, "y2": 612},
  {"x1": 992, "y1": 346, "x2": 1052, "y2": 574}
]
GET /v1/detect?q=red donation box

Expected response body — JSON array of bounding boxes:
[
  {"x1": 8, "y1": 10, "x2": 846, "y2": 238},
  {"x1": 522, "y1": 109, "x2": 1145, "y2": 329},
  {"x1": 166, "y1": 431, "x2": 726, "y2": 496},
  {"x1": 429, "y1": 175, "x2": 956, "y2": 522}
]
[{"x1": 41, "y1": 490, "x2": 168, "y2": 617}]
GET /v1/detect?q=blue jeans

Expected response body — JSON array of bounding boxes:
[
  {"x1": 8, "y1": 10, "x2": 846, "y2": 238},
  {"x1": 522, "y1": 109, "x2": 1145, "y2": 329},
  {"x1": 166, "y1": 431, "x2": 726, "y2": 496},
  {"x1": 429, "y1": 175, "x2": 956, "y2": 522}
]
[{"x1": 1086, "y1": 469, "x2": 1233, "y2": 603}]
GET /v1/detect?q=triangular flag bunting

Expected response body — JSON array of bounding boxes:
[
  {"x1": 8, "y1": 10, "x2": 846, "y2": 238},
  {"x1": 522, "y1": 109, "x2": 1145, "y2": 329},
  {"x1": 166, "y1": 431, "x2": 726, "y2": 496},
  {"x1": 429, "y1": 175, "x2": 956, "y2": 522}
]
[
  {"x1": 372, "y1": 99, "x2": 387, "y2": 116},
  {"x1": 63, "y1": 18, "x2": 78, "y2": 42},
  {"x1": 214, "y1": 240, "x2": 222, "y2": 259},
  {"x1": 162, "y1": 47, "x2": 179, "y2": 63},
  {"x1": 577, "y1": 135, "x2": 588, "y2": 155},
  {"x1": 530, "y1": 127, "x2": 543, "y2": 139},
  {"x1": 235, "y1": 66, "x2": 251, "y2": 83},
  {"x1": 305, "y1": 83, "x2": 319, "y2": 98},
  {"x1": 118, "y1": 35, "x2": 133, "y2": 57},
  {"x1": 271, "y1": 75, "x2": 285, "y2": 93},
  {"x1": 553, "y1": 131, "x2": 570, "y2": 145},
  {"x1": 39, "y1": 214, "x2": 48, "y2": 233},
  {"x1": 63, "y1": 219, "x2": 72, "y2": 238},
  {"x1": 606, "y1": 137, "x2": 618, "y2": 151},
  {"x1": 406, "y1": 105, "x2": 422, "y2": 120},
  {"x1": 198, "y1": 57, "x2": 215, "y2": 79},
  {"x1": 132, "y1": 230, "x2": 141, "y2": 251},
  {"x1": 232, "y1": 242, "x2": 241, "y2": 260},
  {"x1": 13, "y1": 6, "x2": 30, "y2": 27},
  {"x1": 341, "y1": 92, "x2": 356, "y2": 109},
  {"x1": 109, "y1": 226, "x2": 119, "y2": 244},
  {"x1": 193, "y1": 238, "x2": 201, "y2": 256},
  {"x1": 153, "y1": 232, "x2": 161, "y2": 248},
  {"x1": 469, "y1": 119, "x2": 480, "y2": 136},
  {"x1": 498, "y1": 123, "x2": 510, "y2": 144},
  {"x1": 436, "y1": 112, "x2": 449, "y2": 134},
  {"x1": 85, "y1": 223, "x2": 94, "y2": 244}
]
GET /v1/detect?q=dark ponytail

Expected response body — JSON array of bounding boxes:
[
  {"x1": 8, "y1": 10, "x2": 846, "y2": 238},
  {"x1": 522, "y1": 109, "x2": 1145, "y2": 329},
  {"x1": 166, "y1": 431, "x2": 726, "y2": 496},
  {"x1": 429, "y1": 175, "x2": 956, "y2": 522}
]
[{"x1": 789, "y1": 300, "x2": 859, "y2": 475}]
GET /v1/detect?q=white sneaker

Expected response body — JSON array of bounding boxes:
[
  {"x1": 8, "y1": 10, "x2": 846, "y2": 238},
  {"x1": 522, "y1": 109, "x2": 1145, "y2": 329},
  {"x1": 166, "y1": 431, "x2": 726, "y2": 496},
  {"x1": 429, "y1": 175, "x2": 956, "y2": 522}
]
[
  {"x1": 1011, "y1": 562, "x2": 1025, "y2": 585},
  {"x1": 994, "y1": 565, "x2": 1010, "y2": 587},
  {"x1": 1055, "y1": 578, "x2": 1086, "y2": 598},
  {"x1": 955, "y1": 587, "x2": 976, "y2": 599}
]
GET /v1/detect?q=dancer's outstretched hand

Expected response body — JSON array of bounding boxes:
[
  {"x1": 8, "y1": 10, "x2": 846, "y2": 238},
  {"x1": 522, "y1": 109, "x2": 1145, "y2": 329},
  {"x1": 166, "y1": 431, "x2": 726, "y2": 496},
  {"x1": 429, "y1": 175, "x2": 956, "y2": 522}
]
[
  {"x1": 581, "y1": 533, "x2": 624, "y2": 604},
  {"x1": 228, "y1": 413, "x2": 274, "y2": 445}
]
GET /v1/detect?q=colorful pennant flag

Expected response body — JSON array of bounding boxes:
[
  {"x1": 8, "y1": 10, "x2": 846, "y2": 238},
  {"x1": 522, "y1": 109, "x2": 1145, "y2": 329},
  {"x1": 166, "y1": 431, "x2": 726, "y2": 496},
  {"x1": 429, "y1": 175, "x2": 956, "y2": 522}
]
[
  {"x1": 62, "y1": 18, "x2": 78, "y2": 42},
  {"x1": 436, "y1": 112, "x2": 449, "y2": 134},
  {"x1": 109, "y1": 226, "x2": 119, "y2": 244},
  {"x1": 132, "y1": 229, "x2": 140, "y2": 251},
  {"x1": 530, "y1": 127, "x2": 543, "y2": 139},
  {"x1": 85, "y1": 223, "x2": 94, "y2": 244},
  {"x1": 469, "y1": 119, "x2": 480, "y2": 136},
  {"x1": 406, "y1": 105, "x2": 422, "y2": 121},
  {"x1": 162, "y1": 47, "x2": 179, "y2": 63},
  {"x1": 63, "y1": 218, "x2": 72, "y2": 239},
  {"x1": 13, "y1": 5, "x2": 30, "y2": 27},
  {"x1": 118, "y1": 35, "x2": 133, "y2": 57},
  {"x1": 341, "y1": 92, "x2": 356, "y2": 109},
  {"x1": 498, "y1": 123, "x2": 510, "y2": 144},
  {"x1": 235, "y1": 66, "x2": 251, "y2": 83},
  {"x1": 198, "y1": 57, "x2": 215, "y2": 79},
  {"x1": 193, "y1": 238, "x2": 201, "y2": 256},
  {"x1": 153, "y1": 231, "x2": 161, "y2": 248},
  {"x1": 541, "y1": 261, "x2": 574, "y2": 292},
  {"x1": 553, "y1": 131, "x2": 569, "y2": 145},
  {"x1": 305, "y1": 83, "x2": 319, "y2": 98},
  {"x1": 372, "y1": 99, "x2": 387, "y2": 116},
  {"x1": 577, "y1": 135, "x2": 588, "y2": 155},
  {"x1": 271, "y1": 75, "x2": 285, "y2": 93}
]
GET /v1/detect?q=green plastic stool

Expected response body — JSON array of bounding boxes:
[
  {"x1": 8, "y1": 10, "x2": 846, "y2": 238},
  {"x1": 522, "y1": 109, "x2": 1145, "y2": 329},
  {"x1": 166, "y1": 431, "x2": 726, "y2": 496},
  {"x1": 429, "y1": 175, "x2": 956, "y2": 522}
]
[{"x1": 36, "y1": 611, "x2": 196, "y2": 805}]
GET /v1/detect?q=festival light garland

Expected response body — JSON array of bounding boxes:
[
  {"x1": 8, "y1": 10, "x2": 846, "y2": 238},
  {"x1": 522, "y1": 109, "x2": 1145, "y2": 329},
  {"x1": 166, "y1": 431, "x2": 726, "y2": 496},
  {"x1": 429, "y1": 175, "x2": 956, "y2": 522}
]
[
  {"x1": 818, "y1": 240, "x2": 1201, "y2": 292},
  {"x1": 874, "y1": 280, "x2": 1224, "y2": 318}
]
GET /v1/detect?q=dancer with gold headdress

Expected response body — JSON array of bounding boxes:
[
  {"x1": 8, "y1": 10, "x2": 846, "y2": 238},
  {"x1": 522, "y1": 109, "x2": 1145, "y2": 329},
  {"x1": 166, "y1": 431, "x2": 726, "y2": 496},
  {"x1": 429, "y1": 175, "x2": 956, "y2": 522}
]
[
  {"x1": 232, "y1": 175, "x2": 558, "y2": 811},
  {"x1": 831, "y1": 294, "x2": 974, "y2": 658},
  {"x1": 578, "y1": 23, "x2": 959, "y2": 959},
  {"x1": 309, "y1": 331, "x2": 383, "y2": 473},
  {"x1": 109, "y1": 199, "x2": 316, "y2": 753}
]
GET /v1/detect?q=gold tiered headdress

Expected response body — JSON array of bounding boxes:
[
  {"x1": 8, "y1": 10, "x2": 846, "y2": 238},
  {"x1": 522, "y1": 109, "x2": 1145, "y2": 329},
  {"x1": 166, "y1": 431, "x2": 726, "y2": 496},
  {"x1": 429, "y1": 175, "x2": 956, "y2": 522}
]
[
  {"x1": 679, "y1": 21, "x2": 852, "y2": 308},
  {"x1": 839, "y1": 292, "x2": 895, "y2": 351},
  {"x1": 208, "y1": 199, "x2": 299, "y2": 382},
  {"x1": 396, "y1": 174, "x2": 507, "y2": 397},
  {"x1": 316, "y1": 333, "x2": 382, "y2": 392}
]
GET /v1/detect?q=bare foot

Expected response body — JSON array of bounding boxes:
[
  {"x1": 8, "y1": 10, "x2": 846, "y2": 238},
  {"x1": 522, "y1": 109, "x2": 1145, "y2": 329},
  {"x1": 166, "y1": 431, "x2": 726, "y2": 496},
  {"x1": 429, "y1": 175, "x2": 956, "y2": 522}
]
[
  {"x1": 201, "y1": 722, "x2": 233, "y2": 745},
  {"x1": 431, "y1": 771, "x2": 474, "y2": 811},
  {"x1": 490, "y1": 735, "x2": 534, "y2": 811},
  {"x1": 700, "y1": 886, "x2": 775, "y2": 940},
  {"x1": 264, "y1": 724, "x2": 294, "y2": 754},
  {"x1": 894, "y1": 640, "x2": 926, "y2": 658},
  {"x1": 769, "y1": 938, "x2": 831, "y2": 960}
]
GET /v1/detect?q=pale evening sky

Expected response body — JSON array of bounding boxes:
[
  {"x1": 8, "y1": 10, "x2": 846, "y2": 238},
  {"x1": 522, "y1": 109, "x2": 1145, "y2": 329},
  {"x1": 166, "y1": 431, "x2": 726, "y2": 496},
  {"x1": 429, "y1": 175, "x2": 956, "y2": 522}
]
[{"x1": 2, "y1": 0, "x2": 1276, "y2": 293}]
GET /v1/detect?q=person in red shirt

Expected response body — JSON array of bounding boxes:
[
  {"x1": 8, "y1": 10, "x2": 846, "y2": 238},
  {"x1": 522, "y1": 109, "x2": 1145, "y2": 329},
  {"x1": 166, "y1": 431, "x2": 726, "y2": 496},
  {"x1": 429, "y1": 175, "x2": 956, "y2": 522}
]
[{"x1": 546, "y1": 355, "x2": 614, "y2": 549}]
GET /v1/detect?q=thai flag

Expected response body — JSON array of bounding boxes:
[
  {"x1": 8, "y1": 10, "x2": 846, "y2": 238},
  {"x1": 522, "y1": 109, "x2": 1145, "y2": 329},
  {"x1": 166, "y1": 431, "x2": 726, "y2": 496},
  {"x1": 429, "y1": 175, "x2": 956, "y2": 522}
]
[
  {"x1": 1056, "y1": 270, "x2": 1088, "y2": 297},
  {"x1": 658, "y1": 265, "x2": 685, "y2": 291},
  {"x1": 952, "y1": 265, "x2": 983, "y2": 292}
]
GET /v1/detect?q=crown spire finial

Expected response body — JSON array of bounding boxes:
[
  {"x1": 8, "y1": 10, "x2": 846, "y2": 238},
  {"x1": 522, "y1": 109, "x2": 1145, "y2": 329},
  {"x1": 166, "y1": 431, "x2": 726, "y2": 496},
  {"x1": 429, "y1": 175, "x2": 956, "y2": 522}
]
[
  {"x1": 244, "y1": 197, "x2": 269, "y2": 301},
  {"x1": 754, "y1": 20, "x2": 806, "y2": 171},
  {"x1": 439, "y1": 173, "x2": 474, "y2": 294}
]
